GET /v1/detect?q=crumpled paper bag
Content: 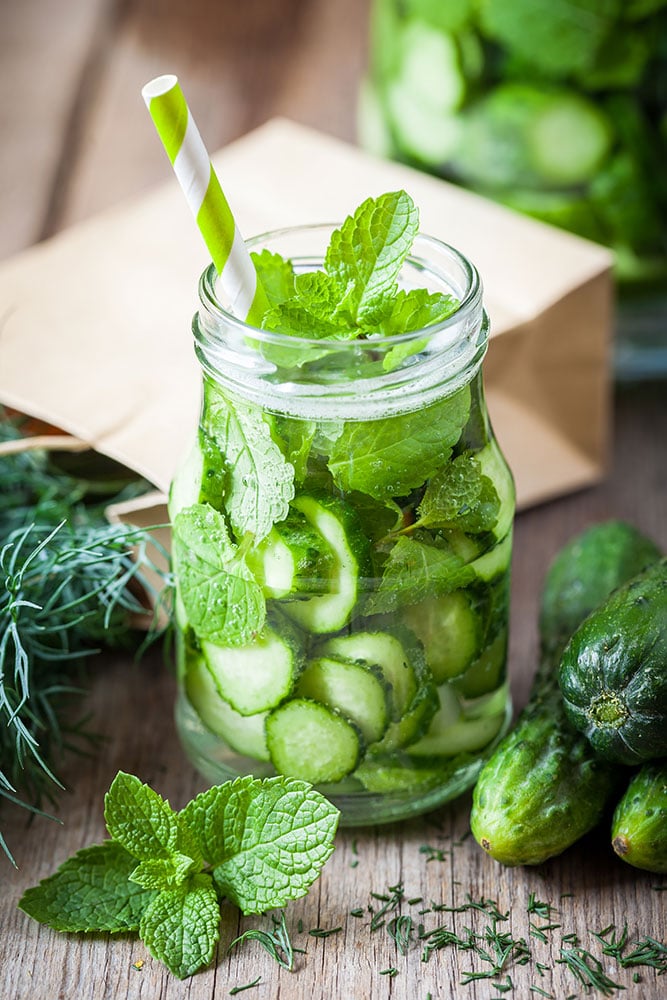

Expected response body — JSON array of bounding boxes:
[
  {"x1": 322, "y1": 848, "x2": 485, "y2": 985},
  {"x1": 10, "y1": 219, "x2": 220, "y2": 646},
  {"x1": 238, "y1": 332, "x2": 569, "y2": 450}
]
[{"x1": 0, "y1": 119, "x2": 613, "y2": 521}]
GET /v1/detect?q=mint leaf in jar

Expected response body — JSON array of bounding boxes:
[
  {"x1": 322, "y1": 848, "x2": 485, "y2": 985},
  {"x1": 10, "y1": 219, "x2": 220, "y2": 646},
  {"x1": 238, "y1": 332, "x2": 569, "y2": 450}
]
[
  {"x1": 202, "y1": 387, "x2": 294, "y2": 541},
  {"x1": 415, "y1": 452, "x2": 501, "y2": 534},
  {"x1": 173, "y1": 503, "x2": 266, "y2": 646},
  {"x1": 328, "y1": 385, "x2": 470, "y2": 500}
]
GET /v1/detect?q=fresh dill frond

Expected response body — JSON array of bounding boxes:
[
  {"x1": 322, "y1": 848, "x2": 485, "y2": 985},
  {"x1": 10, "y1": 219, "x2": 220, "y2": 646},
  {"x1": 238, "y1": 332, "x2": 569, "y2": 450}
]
[{"x1": 0, "y1": 417, "x2": 172, "y2": 864}]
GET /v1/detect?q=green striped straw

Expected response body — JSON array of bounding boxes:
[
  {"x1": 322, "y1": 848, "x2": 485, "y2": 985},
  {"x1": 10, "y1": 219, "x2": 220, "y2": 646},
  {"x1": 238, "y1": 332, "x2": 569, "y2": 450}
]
[{"x1": 141, "y1": 74, "x2": 269, "y2": 325}]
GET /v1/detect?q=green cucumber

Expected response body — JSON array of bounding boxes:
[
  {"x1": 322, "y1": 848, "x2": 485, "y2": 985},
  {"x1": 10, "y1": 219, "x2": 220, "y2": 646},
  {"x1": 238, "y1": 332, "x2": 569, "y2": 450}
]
[
  {"x1": 266, "y1": 698, "x2": 362, "y2": 784},
  {"x1": 611, "y1": 761, "x2": 667, "y2": 873},
  {"x1": 185, "y1": 654, "x2": 270, "y2": 761},
  {"x1": 559, "y1": 558, "x2": 667, "y2": 765},
  {"x1": 281, "y1": 493, "x2": 370, "y2": 633},
  {"x1": 453, "y1": 629, "x2": 508, "y2": 699},
  {"x1": 471, "y1": 520, "x2": 662, "y2": 866},
  {"x1": 296, "y1": 656, "x2": 391, "y2": 743},
  {"x1": 201, "y1": 614, "x2": 304, "y2": 716}
]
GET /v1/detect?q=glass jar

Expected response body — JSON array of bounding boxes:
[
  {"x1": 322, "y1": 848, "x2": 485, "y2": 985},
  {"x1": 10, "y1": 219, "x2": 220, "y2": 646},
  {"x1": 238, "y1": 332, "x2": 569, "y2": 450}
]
[
  {"x1": 361, "y1": 0, "x2": 667, "y2": 378},
  {"x1": 169, "y1": 223, "x2": 514, "y2": 826}
]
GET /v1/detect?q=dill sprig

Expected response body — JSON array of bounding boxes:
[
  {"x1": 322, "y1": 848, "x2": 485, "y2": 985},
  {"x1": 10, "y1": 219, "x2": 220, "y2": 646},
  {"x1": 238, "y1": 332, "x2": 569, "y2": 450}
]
[
  {"x1": 557, "y1": 943, "x2": 626, "y2": 995},
  {"x1": 0, "y1": 417, "x2": 171, "y2": 864},
  {"x1": 229, "y1": 911, "x2": 295, "y2": 970}
]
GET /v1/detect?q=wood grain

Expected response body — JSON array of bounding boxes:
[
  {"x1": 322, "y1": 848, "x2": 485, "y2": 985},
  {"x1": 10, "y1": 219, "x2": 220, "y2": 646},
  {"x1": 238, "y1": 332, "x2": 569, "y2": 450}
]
[{"x1": 1, "y1": 1, "x2": 665, "y2": 997}]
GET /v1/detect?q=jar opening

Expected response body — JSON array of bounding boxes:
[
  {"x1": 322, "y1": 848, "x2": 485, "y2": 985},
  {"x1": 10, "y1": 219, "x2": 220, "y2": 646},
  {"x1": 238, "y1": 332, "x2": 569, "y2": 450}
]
[{"x1": 193, "y1": 224, "x2": 488, "y2": 420}]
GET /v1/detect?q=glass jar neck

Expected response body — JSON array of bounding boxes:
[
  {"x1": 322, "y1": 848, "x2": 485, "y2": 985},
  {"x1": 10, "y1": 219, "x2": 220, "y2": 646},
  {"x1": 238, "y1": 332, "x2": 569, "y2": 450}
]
[{"x1": 193, "y1": 226, "x2": 488, "y2": 420}]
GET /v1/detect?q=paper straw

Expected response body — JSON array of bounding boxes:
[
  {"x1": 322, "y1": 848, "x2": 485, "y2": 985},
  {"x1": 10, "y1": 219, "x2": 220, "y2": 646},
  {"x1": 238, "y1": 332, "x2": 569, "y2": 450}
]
[{"x1": 141, "y1": 74, "x2": 269, "y2": 325}]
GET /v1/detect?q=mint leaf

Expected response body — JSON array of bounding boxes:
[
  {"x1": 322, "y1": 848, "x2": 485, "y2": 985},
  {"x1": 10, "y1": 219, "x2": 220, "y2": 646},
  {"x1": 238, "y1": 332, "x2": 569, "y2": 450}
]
[
  {"x1": 104, "y1": 771, "x2": 181, "y2": 861},
  {"x1": 416, "y1": 452, "x2": 500, "y2": 534},
  {"x1": 377, "y1": 288, "x2": 459, "y2": 371},
  {"x1": 129, "y1": 853, "x2": 200, "y2": 891},
  {"x1": 270, "y1": 416, "x2": 316, "y2": 483},
  {"x1": 139, "y1": 874, "x2": 220, "y2": 980},
  {"x1": 325, "y1": 190, "x2": 419, "y2": 324},
  {"x1": 328, "y1": 385, "x2": 470, "y2": 500},
  {"x1": 367, "y1": 535, "x2": 474, "y2": 614},
  {"x1": 203, "y1": 390, "x2": 294, "y2": 540},
  {"x1": 173, "y1": 504, "x2": 266, "y2": 647},
  {"x1": 18, "y1": 842, "x2": 156, "y2": 932},
  {"x1": 250, "y1": 249, "x2": 295, "y2": 308},
  {"x1": 180, "y1": 775, "x2": 339, "y2": 915}
]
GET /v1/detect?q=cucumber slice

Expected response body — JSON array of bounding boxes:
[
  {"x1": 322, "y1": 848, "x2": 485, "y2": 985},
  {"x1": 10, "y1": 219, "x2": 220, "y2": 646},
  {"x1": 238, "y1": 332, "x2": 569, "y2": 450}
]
[
  {"x1": 323, "y1": 628, "x2": 438, "y2": 751},
  {"x1": 474, "y1": 441, "x2": 515, "y2": 544},
  {"x1": 296, "y1": 656, "x2": 390, "y2": 743},
  {"x1": 201, "y1": 616, "x2": 303, "y2": 716},
  {"x1": 403, "y1": 591, "x2": 481, "y2": 682},
  {"x1": 185, "y1": 654, "x2": 270, "y2": 761},
  {"x1": 246, "y1": 511, "x2": 335, "y2": 599},
  {"x1": 282, "y1": 493, "x2": 370, "y2": 633},
  {"x1": 469, "y1": 531, "x2": 513, "y2": 583},
  {"x1": 321, "y1": 631, "x2": 417, "y2": 719},
  {"x1": 266, "y1": 698, "x2": 362, "y2": 784},
  {"x1": 386, "y1": 81, "x2": 462, "y2": 165},
  {"x1": 396, "y1": 19, "x2": 465, "y2": 114},
  {"x1": 409, "y1": 684, "x2": 506, "y2": 757},
  {"x1": 454, "y1": 629, "x2": 508, "y2": 698},
  {"x1": 168, "y1": 438, "x2": 203, "y2": 521},
  {"x1": 168, "y1": 429, "x2": 225, "y2": 520}
]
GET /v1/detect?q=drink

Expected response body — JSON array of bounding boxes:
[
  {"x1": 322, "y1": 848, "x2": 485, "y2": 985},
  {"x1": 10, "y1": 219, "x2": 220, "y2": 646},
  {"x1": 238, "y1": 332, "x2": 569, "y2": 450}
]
[{"x1": 169, "y1": 215, "x2": 514, "y2": 825}]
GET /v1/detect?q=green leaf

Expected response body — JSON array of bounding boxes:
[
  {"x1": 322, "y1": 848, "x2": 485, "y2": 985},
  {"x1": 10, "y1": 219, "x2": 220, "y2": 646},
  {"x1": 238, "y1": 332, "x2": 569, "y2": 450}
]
[
  {"x1": 325, "y1": 190, "x2": 420, "y2": 324},
  {"x1": 250, "y1": 249, "x2": 295, "y2": 308},
  {"x1": 270, "y1": 416, "x2": 316, "y2": 483},
  {"x1": 139, "y1": 874, "x2": 220, "y2": 980},
  {"x1": 416, "y1": 453, "x2": 500, "y2": 534},
  {"x1": 18, "y1": 841, "x2": 156, "y2": 932},
  {"x1": 367, "y1": 535, "x2": 474, "y2": 614},
  {"x1": 328, "y1": 386, "x2": 470, "y2": 500},
  {"x1": 173, "y1": 504, "x2": 266, "y2": 647},
  {"x1": 203, "y1": 390, "x2": 294, "y2": 540},
  {"x1": 180, "y1": 775, "x2": 339, "y2": 915},
  {"x1": 129, "y1": 853, "x2": 200, "y2": 891},
  {"x1": 374, "y1": 288, "x2": 459, "y2": 371},
  {"x1": 104, "y1": 771, "x2": 180, "y2": 861}
]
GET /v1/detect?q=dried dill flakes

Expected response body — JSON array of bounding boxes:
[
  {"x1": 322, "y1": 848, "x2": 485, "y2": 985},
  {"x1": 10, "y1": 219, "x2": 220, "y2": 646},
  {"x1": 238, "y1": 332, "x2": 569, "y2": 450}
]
[
  {"x1": 229, "y1": 977, "x2": 262, "y2": 995},
  {"x1": 368, "y1": 882, "x2": 405, "y2": 932},
  {"x1": 591, "y1": 922, "x2": 667, "y2": 973},
  {"x1": 529, "y1": 921, "x2": 562, "y2": 943},
  {"x1": 308, "y1": 926, "x2": 342, "y2": 939},
  {"x1": 379, "y1": 967, "x2": 399, "y2": 977},
  {"x1": 349, "y1": 908, "x2": 364, "y2": 918},
  {"x1": 527, "y1": 893, "x2": 554, "y2": 920},
  {"x1": 557, "y1": 944, "x2": 625, "y2": 996},
  {"x1": 387, "y1": 914, "x2": 414, "y2": 955},
  {"x1": 529, "y1": 987, "x2": 554, "y2": 999},
  {"x1": 419, "y1": 843, "x2": 450, "y2": 862}
]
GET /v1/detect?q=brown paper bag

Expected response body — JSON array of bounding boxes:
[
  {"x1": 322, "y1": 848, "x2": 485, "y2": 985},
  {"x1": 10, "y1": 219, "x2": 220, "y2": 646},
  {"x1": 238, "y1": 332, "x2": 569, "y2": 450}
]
[{"x1": 0, "y1": 119, "x2": 613, "y2": 523}]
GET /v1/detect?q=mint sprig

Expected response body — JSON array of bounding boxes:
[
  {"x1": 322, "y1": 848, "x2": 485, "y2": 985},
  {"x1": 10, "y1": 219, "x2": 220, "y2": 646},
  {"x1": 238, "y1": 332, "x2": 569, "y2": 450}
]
[
  {"x1": 251, "y1": 190, "x2": 460, "y2": 371},
  {"x1": 18, "y1": 771, "x2": 339, "y2": 980}
]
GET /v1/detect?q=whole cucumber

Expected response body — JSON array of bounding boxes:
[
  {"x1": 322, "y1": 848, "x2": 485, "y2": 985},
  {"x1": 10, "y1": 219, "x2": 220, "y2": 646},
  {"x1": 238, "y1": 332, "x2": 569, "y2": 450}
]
[
  {"x1": 611, "y1": 761, "x2": 667, "y2": 873},
  {"x1": 559, "y1": 558, "x2": 667, "y2": 765},
  {"x1": 471, "y1": 521, "x2": 661, "y2": 867}
]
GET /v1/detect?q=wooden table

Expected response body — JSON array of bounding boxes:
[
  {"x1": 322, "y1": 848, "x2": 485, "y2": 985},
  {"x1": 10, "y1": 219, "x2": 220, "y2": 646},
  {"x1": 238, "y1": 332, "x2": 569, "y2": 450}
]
[{"x1": 2, "y1": 3, "x2": 665, "y2": 998}]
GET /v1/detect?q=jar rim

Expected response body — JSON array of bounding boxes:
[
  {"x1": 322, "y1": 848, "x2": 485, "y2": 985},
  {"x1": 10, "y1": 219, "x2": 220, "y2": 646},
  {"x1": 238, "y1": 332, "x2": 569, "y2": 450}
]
[{"x1": 198, "y1": 223, "x2": 484, "y2": 352}]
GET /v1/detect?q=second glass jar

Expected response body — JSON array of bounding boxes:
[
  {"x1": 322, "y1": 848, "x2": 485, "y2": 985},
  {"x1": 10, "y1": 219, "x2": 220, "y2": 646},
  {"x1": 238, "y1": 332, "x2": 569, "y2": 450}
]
[{"x1": 169, "y1": 224, "x2": 515, "y2": 825}]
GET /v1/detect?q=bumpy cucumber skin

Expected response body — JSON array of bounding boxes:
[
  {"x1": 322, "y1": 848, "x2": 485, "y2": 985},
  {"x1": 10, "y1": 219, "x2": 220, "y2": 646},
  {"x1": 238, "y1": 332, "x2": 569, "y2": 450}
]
[
  {"x1": 539, "y1": 521, "x2": 662, "y2": 656},
  {"x1": 559, "y1": 559, "x2": 667, "y2": 765},
  {"x1": 471, "y1": 690, "x2": 615, "y2": 866},
  {"x1": 471, "y1": 520, "x2": 661, "y2": 867},
  {"x1": 611, "y1": 761, "x2": 667, "y2": 873}
]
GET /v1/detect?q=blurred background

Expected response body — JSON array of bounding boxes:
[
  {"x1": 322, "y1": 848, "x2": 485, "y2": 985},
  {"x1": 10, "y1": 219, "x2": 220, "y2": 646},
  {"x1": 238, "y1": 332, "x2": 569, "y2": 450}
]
[{"x1": 2, "y1": 0, "x2": 666, "y2": 375}]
